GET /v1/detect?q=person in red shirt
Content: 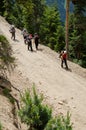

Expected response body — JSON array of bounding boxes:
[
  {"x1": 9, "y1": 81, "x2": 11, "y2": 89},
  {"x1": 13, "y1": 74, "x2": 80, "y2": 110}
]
[{"x1": 61, "y1": 50, "x2": 68, "y2": 69}]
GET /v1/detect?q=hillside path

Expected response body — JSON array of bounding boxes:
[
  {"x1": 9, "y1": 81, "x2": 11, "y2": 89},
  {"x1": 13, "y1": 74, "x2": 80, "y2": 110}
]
[{"x1": 0, "y1": 16, "x2": 86, "y2": 130}]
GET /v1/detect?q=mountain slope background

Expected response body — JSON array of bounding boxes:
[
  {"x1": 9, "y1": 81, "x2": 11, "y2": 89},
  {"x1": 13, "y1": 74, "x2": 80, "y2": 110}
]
[{"x1": 0, "y1": 16, "x2": 86, "y2": 130}]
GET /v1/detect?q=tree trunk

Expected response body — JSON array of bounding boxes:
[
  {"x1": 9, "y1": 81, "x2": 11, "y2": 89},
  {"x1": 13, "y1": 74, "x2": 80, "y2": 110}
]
[{"x1": 65, "y1": 0, "x2": 70, "y2": 59}]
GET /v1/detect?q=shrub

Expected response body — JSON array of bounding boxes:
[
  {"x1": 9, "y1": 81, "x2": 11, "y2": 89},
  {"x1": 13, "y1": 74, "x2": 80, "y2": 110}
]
[
  {"x1": 0, "y1": 35, "x2": 15, "y2": 75},
  {"x1": 18, "y1": 87, "x2": 52, "y2": 130},
  {"x1": 45, "y1": 112, "x2": 73, "y2": 130},
  {"x1": 18, "y1": 86, "x2": 73, "y2": 130}
]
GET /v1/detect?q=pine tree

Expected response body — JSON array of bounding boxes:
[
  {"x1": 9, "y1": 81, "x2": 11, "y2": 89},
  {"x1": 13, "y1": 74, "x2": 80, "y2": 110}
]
[
  {"x1": 69, "y1": 0, "x2": 86, "y2": 67},
  {"x1": 40, "y1": 5, "x2": 63, "y2": 51}
]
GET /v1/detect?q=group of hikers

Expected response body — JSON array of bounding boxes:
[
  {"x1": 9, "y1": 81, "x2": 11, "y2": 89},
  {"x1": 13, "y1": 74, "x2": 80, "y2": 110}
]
[
  {"x1": 22, "y1": 29, "x2": 39, "y2": 51},
  {"x1": 9, "y1": 25, "x2": 68, "y2": 70},
  {"x1": 9, "y1": 25, "x2": 39, "y2": 51}
]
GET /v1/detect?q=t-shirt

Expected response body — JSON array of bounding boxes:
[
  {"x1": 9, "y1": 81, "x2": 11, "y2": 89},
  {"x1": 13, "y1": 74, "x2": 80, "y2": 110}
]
[{"x1": 62, "y1": 53, "x2": 67, "y2": 59}]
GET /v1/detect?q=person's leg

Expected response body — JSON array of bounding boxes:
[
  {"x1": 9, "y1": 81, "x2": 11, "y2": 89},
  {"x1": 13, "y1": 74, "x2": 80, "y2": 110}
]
[
  {"x1": 24, "y1": 36, "x2": 27, "y2": 44},
  {"x1": 27, "y1": 42, "x2": 30, "y2": 50},
  {"x1": 24, "y1": 39, "x2": 27, "y2": 44},
  {"x1": 61, "y1": 60, "x2": 63, "y2": 68},
  {"x1": 28, "y1": 41, "x2": 33, "y2": 51},
  {"x1": 13, "y1": 33, "x2": 15, "y2": 40},
  {"x1": 30, "y1": 41, "x2": 33, "y2": 51},
  {"x1": 64, "y1": 59, "x2": 68, "y2": 69},
  {"x1": 11, "y1": 33, "x2": 13, "y2": 39},
  {"x1": 35, "y1": 42, "x2": 36, "y2": 50},
  {"x1": 36, "y1": 42, "x2": 38, "y2": 50}
]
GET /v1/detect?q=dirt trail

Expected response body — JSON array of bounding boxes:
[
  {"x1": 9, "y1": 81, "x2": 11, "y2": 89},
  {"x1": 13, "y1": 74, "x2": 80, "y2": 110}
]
[{"x1": 0, "y1": 16, "x2": 86, "y2": 130}]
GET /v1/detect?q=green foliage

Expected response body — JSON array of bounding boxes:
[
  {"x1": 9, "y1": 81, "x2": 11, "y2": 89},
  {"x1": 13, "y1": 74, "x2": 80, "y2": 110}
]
[
  {"x1": 21, "y1": 6, "x2": 34, "y2": 33},
  {"x1": 18, "y1": 87, "x2": 52, "y2": 130},
  {"x1": 3, "y1": 0, "x2": 14, "y2": 19},
  {"x1": 45, "y1": 112, "x2": 72, "y2": 130},
  {"x1": 7, "y1": 4, "x2": 24, "y2": 28},
  {"x1": 69, "y1": 1, "x2": 86, "y2": 68},
  {"x1": 32, "y1": 0, "x2": 46, "y2": 33},
  {"x1": 0, "y1": 122, "x2": 2, "y2": 130},
  {"x1": 0, "y1": 0, "x2": 5, "y2": 15},
  {"x1": 40, "y1": 5, "x2": 64, "y2": 52},
  {"x1": 54, "y1": 26, "x2": 65, "y2": 52},
  {"x1": 3, "y1": 2, "x2": 24, "y2": 28},
  {"x1": 69, "y1": 29, "x2": 81, "y2": 60},
  {"x1": 48, "y1": 37, "x2": 56, "y2": 50},
  {"x1": 81, "y1": 55, "x2": 86, "y2": 68},
  {"x1": 15, "y1": 0, "x2": 45, "y2": 33},
  {"x1": 18, "y1": 86, "x2": 73, "y2": 130},
  {"x1": 0, "y1": 35, "x2": 15, "y2": 75}
]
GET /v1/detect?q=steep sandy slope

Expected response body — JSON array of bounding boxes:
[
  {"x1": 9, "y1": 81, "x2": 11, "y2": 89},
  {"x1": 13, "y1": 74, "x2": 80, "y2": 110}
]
[{"x1": 0, "y1": 16, "x2": 86, "y2": 130}]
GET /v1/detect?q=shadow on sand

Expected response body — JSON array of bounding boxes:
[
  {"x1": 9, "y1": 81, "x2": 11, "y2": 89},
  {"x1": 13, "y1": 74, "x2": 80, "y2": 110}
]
[
  {"x1": 37, "y1": 48, "x2": 43, "y2": 51},
  {"x1": 63, "y1": 67, "x2": 72, "y2": 72},
  {"x1": 13, "y1": 39, "x2": 19, "y2": 42}
]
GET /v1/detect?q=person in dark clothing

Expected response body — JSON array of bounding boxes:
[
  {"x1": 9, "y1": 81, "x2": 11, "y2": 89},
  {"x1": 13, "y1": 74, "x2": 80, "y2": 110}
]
[
  {"x1": 34, "y1": 33, "x2": 39, "y2": 50},
  {"x1": 22, "y1": 29, "x2": 28, "y2": 44},
  {"x1": 9, "y1": 25, "x2": 16, "y2": 40},
  {"x1": 60, "y1": 50, "x2": 68, "y2": 69},
  {"x1": 26, "y1": 34, "x2": 33, "y2": 51}
]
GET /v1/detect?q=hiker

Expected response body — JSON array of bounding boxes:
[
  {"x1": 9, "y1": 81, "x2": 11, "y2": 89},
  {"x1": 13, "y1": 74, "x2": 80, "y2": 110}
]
[
  {"x1": 34, "y1": 33, "x2": 39, "y2": 50},
  {"x1": 9, "y1": 25, "x2": 16, "y2": 40},
  {"x1": 22, "y1": 28, "x2": 28, "y2": 44},
  {"x1": 60, "y1": 50, "x2": 68, "y2": 69},
  {"x1": 26, "y1": 34, "x2": 33, "y2": 51}
]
